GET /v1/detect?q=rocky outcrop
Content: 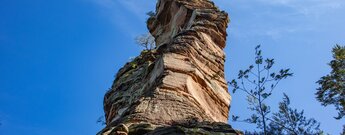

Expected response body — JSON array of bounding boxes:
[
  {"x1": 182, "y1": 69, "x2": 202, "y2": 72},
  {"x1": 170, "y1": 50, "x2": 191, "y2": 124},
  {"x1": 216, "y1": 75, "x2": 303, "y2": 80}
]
[{"x1": 98, "y1": 0, "x2": 239, "y2": 134}]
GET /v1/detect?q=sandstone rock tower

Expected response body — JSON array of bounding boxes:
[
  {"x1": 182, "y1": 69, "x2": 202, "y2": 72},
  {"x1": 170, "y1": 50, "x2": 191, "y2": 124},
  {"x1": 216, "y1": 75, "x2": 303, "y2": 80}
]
[{"x1": 98, "y1": 0, "x2": 239, "y2": 134}]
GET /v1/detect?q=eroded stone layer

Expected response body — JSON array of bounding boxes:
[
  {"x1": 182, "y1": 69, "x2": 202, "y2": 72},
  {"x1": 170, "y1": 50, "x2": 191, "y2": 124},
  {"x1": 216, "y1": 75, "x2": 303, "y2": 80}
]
[{"x1": 98, "y1": 0, "x2": 237, "y2": 134}]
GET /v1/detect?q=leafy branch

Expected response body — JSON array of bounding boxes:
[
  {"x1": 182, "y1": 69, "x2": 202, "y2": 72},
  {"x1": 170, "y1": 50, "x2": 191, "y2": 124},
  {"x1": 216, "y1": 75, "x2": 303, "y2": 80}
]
[
  {"x1": 229, "y1": 45, "x2": 324, "y2": 134},
  {"x1": 229, "y1": 45, "x2": 293, "y2": 135}
]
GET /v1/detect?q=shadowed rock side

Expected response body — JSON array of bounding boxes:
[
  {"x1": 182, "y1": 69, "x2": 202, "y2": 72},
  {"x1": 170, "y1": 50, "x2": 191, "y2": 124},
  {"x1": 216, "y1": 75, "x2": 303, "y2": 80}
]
[{"x1": 98, "y1": 0, "x2": 240, "y2": 134}]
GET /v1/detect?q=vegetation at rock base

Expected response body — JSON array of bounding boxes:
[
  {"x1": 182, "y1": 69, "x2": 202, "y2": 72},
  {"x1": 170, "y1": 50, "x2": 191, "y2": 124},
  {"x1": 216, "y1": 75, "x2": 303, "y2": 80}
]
[{"x1": 229, "y1": 45, "x2": 322, "y2": 135}]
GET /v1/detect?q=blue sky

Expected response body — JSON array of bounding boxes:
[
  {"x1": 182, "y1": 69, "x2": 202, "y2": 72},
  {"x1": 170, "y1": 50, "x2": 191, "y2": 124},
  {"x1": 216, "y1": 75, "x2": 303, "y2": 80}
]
[{"x1": 0, "y1": 0, "x2": 344, "y2": 134}]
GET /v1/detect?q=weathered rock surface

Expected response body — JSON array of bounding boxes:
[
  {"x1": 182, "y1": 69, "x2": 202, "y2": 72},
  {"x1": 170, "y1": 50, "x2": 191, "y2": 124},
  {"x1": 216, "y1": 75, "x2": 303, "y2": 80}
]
[{"x1": 98, "y1": 0, "x2": 239, "y2": 134}]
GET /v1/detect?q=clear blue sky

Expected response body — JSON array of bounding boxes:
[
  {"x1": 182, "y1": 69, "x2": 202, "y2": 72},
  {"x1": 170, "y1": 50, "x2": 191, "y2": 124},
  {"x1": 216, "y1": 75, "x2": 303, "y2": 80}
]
[{"x1": 0, "y1": 0, "x2": 344, "y2": 134}]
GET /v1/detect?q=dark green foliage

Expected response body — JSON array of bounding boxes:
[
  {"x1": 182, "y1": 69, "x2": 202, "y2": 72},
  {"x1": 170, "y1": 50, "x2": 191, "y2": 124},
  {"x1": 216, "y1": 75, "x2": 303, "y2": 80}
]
[
  {"x1": 230, "y1": 45, "x2": 321, "y2": 135},
  {"x1": 316, "y1": 45, "x2": 345, "y2": 135},
  {"x1": 316, "y1": 45, "x2": 345, "y2": 120}
]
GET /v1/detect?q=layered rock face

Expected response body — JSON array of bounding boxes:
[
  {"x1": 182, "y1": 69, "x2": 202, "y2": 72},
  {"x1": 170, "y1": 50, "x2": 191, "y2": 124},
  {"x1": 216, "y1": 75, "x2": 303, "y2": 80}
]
[{"x1": 98, "y1": 0, "x2": 239, "y2": 134}]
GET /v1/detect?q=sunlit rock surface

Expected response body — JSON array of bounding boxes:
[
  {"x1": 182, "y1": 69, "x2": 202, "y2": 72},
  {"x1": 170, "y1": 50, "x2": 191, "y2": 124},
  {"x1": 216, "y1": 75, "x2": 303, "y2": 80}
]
[{"x1": 98, "y1": 0, "x2": 240, "y2": 134}]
